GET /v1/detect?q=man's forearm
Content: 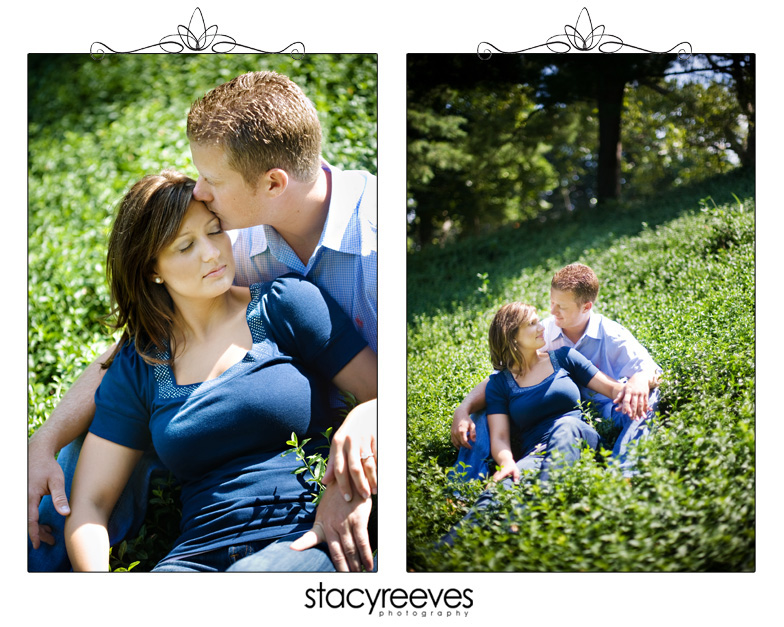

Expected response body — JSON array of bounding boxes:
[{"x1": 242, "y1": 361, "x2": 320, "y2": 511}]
[
  {"x1": 29, "y1": 350, "x2": 111, "y2": 455},
  {"x1": 457, "y1": 378, "x2": 489, "y2": 416}
]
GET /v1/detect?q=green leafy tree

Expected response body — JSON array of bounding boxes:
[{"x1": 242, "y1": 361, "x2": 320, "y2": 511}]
[{"x1": 407, "y1": 54, "x2": 750, "y2": 248}]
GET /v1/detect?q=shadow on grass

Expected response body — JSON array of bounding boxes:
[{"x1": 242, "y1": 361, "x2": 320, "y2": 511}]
[{"x1": 407, "y1": 167, "x2": 754, "y2": 321}]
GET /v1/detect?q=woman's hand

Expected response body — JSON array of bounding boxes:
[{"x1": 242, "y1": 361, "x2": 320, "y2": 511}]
[
  {"x1": 322, "y1": 399, "x2": 377, "y2": 502},
  {"x1": 492, "y1": 462, "x2": 520, "y2": 484},
  {"x1": 611, "y1": 371, "x2": 650, "y2": 420},
  {"x1": 289, "y1": 482, "x2": 374, "y2": 572}
]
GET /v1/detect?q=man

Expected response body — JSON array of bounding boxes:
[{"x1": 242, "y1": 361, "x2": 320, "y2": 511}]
[
  {"x1": 28, "y1": 71, "x2": 377, "y2": 572},
  {"x1": 451, "y1": 263, "x2": 659, "y2": 480}
]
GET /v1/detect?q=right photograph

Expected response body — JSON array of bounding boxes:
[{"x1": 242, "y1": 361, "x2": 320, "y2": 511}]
[{"x1": 406, "y1": 53, "x2": 755, "y2": 572}]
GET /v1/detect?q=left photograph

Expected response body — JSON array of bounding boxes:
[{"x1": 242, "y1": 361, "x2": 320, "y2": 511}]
[{"x1": 28, "y1": 54, "x2": 378, "y2": 572}]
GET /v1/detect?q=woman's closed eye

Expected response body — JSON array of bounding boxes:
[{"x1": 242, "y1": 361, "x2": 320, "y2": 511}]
[{"x1": 208, "y1": 219, "x2": 223, "y2": 235}]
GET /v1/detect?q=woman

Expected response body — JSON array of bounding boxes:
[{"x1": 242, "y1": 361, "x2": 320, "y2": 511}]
[
  {"x1": 64, "y1": 171, "x2": 377, "y2": 572},
  {"x1": 484, "y1": 302, "x2": 626, "y2": 484}
]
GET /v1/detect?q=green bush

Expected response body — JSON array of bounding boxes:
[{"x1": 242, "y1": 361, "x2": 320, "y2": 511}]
[
  {"x1": 28, "y1": 53, "x2": 377, "y2": 570},
  {"x1": 407, "y1": 169, "x2": 755, "y2": 571}
]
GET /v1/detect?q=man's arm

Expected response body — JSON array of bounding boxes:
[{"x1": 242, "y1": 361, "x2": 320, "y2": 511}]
[
  {"x1": 296, "y1": 346, "x2": 376, "y2": 569},
  {"x1": 450, "y1": 378, "x2": 489, "y2": 449},
  {"x1": 612, "y1": 371, "x2": 655, "y2": 419},
  {"x1": 322, "y1": 347, "x2": 378, "y2": 501},
  {"x1": 604, "y1": 321, "x2": 661, "y2": 420},
  {"x1": 289, "y1": 483, "x2": 373, "y2": 572},
  {"x1": 28, "y1": 348, "x2": 111, "y2": 548}
]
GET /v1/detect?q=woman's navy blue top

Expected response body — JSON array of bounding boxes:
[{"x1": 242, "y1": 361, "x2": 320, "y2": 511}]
[
  {"x1": 89, "y1": 276, "x2": 368, "y2": 561},
  {"x1": 485, "y1": 347, "x2": 599, "y2": 435}
]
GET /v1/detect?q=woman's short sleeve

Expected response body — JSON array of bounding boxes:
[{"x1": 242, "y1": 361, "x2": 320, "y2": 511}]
[
  {"x1": 485, "y1": 372, "x2": 510, "y2": 416},
  {"x1": 261, "y1": 275, "x2": 368, "y2": 381},
  {"x1": 89, "y1": 343, "x2": 153, "y2": 450},
  {"x1": 554, "y1": 346, "x2": 599, "y2": 387}
]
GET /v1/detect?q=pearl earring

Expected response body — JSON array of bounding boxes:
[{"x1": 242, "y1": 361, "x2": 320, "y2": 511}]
[{"x1": 154, "y1": 277, "x2": 163, "y2": 284}]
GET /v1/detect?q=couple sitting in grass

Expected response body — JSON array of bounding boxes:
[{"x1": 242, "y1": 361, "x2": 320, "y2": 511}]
[
  {"x1": 29, "y1": 71, "x2": 378, "y2": 572},
  {"x1": 443, "y1": 263, "x2": 660, "y2": 543}
]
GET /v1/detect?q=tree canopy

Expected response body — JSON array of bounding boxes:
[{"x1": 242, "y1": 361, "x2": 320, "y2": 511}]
[{"x1": 407, "y1": 53, "x2": 753, "y2": 249}]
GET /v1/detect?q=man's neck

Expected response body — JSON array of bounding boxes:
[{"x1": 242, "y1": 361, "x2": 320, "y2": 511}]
[
  {"x1": 562, "y1": 317, "x2": 590, "y2": 345},
  {"x1": 274, "y1": 167, "x2": 331, "y2": 266}
]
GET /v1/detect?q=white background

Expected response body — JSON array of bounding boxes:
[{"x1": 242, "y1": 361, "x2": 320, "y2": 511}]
[{"x1": 7, "y1": 1, "x2": 780, "y2": 625}]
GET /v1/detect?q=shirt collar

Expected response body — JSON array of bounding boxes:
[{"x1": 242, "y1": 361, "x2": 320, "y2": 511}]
[
  {"x1": 550, "y1": 311, "x2": 602, "y2": 345},
  {"x1": 583, "y1": 312, "x2": 602, "y2": 340},
  {"x1": 319, "y1": 161, "x2": 365, "y2": 254}
]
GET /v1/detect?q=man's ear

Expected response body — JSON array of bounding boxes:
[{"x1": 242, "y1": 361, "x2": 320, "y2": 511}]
[
  {"x1": 260, "y1": 168, "x2": 289, "y2": 198},
  {"x1": 582, "y1": 301, "x2": 594, "y2": 314}
]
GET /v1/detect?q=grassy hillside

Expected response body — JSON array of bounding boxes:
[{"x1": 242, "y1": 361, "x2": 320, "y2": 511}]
[{"x1": 407, "y1": 168, "x2": 755, "y2": 571}]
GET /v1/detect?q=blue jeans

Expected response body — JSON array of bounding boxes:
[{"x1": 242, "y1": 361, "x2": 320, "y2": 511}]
[
  {"x1": 439, "y1": 414, "x2": 599, "y2": 547},
  {"x1": 450, "y1": 410, "x2": 493, "y2": 482},
  {"x1": 452, "y1": 388, "x2": 659, "y2": 481},
  {"x1": 151, "y1": 532, "x2": 336, "y2": 572},
  {"x1": 608, "y1": 388, "x2": 659, "y2": 476},
  {"x1": 27, "y1": 433, "x2": 165, "y2": 572}
]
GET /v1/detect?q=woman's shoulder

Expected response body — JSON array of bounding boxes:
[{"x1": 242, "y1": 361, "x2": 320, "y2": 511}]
[
  {"x1": 488, "y1": 369, "x2": 505, "y2": 382},
  {"x1": 487, "y1": 369, "x2": 512, "y2": 393},
  {"x1": 549, "y1": 346, "x2": 572, "y2": 363},
  {"x1": 252, "y1": 274, "x2": 341, "y2": 339},
  {"x1": 549, "y1": 346, "x2": 588, "y2": 369},
  {"x1": 255, "y1": 274, "x2": 321, "y2": 302},
  {"x1": 98, "y1": 339, "x2": 156, "y2": 397}
]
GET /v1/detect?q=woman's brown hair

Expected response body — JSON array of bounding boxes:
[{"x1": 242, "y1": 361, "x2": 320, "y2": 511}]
[
  {"x1": 102, "y1": 170, "x2": 196, "y2": 369},
  {"x1": 488, "y1": 302, "x2": 538, "y2": 375}
]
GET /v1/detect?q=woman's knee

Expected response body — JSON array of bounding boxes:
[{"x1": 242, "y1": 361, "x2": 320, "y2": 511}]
[{"x1": 547, "y1": 416, "x2": 599, "y2": 451}]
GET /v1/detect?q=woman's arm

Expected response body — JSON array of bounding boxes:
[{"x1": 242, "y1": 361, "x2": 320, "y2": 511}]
[
  {"x1": 488, "y1": 413, "x2": 519, "y2": 483},
  {"x1": 585, "y1": 370, "x2": 650, "y2": 419},
  {"x1": 64, "y1": 433, "x2": 142, "y2": 571},
  {"x1": 28, "y1": 346, "x2": 114, "y2": 548}
]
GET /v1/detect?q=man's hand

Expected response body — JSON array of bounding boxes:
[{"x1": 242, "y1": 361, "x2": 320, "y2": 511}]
[
  {"x1": 28, "y1": 441, "x2": 70, "y2": 549},
  {"x1": 613, "y1": 372, "x2": 651, "y2": 420},
  {"x1": 450, "y1": 406, "x2": 476, "y2": 449},
  {"x1": 289, "y1": 483, "x2": 374, "y2": 572},
  {"x1": 322, "y1": 399, "x2": 377, "y2": 503}
]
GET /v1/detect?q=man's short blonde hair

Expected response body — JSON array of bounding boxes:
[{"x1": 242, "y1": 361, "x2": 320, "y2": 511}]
[
  {"x1": 187, "y1": 71, "x2": 322, "y2": 187},
  {"x1": 551, "y1": 263, "x2": 599, "y2": 305}
]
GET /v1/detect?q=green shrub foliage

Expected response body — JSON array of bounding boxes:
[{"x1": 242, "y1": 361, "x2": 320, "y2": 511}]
[{"x1": 407, "y1": 169, "x2": 755, "y2": 571}]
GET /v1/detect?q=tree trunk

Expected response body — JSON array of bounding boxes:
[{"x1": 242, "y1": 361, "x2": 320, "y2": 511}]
[
  {"x1": 729, "y1": 54, "x2": 755, "y2": 169},
  {"x1": 596, "y1": 73, "x2": 626, "y2": 202}
]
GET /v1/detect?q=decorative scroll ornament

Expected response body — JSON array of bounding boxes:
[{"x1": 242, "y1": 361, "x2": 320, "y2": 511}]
[
  {"x1": 478, "y1": 7, "x2": 691, "y2": 59},
  {"x1": 91, "y1": 8, "x2": 305, "y2": 60}
]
